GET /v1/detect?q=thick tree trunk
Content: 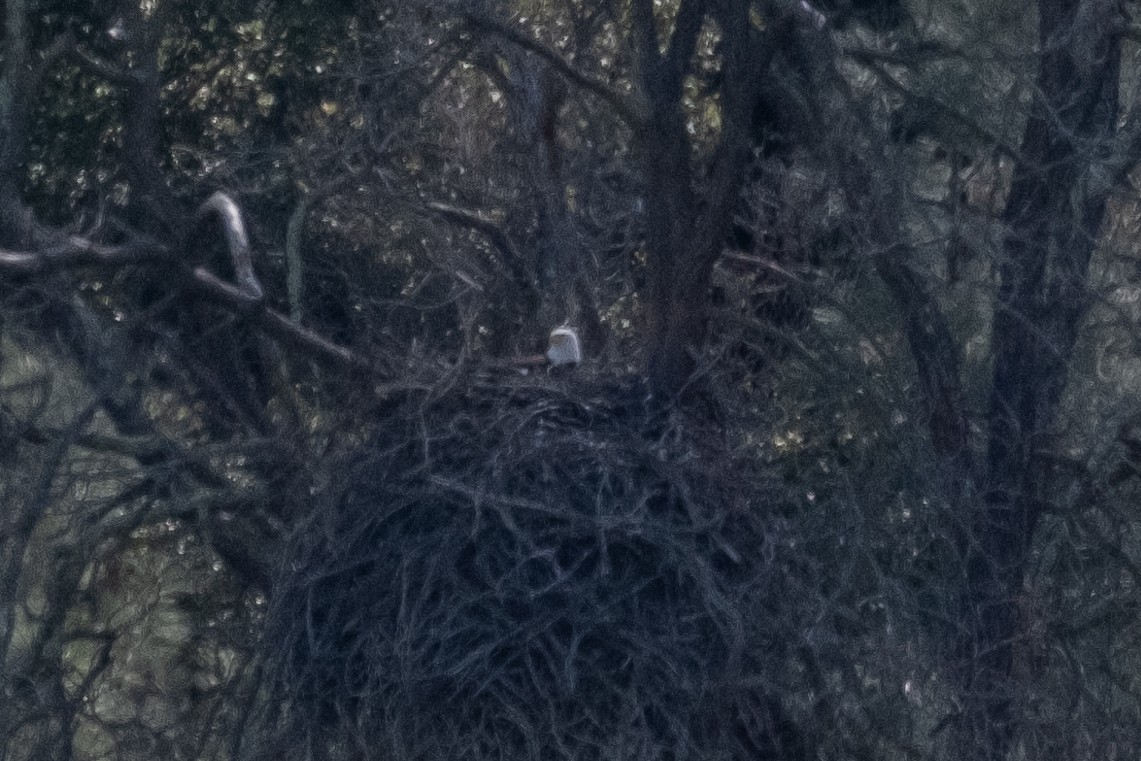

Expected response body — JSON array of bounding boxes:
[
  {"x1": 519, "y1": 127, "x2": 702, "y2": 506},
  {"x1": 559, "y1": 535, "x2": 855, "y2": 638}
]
[
  {"x1": 635, "y1": 0, "x2": 761, "y2": 401},
  {"x1": 641, "y1": 115, "x2": 704, "y2": 399},
  {"x1": 117, "y1": 1, "x2": 184, "y2": 234},
  {"x1": 965, "y1": 1, "x2": 1122, "y2": 758}
]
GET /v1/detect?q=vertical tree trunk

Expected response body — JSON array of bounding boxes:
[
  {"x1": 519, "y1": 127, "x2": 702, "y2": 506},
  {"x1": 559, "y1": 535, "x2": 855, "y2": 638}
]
[
  {"x1": 641, "y1": 115, "x2": 705, "y2": 399},
  {"x1": 635, "y1": 0, "x2": 761, "y2": 401},
  {"x1": 966, "y1": 1, "x2": 1121, "y2": 758},
  {"x1": 117, "y1": 0, "x2": 184, "y2": 234}
]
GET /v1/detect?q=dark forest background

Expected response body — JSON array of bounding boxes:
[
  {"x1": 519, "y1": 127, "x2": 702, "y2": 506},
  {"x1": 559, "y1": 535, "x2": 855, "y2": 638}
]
[{"x1": 3, "y1": 1, "x2": 1141, "y2": 759}]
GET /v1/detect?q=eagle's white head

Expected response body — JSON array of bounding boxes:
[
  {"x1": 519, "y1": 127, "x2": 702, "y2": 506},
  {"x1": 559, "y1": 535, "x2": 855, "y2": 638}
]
[{"x1": 546, "y1": 326, "x2": 582, "y2": 367}]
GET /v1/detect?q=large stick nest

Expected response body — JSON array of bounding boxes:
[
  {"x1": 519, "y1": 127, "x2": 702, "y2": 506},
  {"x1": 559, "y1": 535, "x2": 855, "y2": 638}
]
[{"x1": 254, "y1": 374, "x2": 805, "y2": 760}]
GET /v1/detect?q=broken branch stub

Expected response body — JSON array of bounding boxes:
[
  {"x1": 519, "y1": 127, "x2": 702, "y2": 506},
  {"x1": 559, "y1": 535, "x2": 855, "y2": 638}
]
[{"x1": 195, "y1": 192, "x2": 265, "y2": 307}]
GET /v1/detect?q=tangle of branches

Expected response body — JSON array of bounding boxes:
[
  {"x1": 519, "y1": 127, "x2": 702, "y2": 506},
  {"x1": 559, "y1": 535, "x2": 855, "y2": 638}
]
[{"x1": 248, "y1": 374, "x2": 808, "y2": 761}]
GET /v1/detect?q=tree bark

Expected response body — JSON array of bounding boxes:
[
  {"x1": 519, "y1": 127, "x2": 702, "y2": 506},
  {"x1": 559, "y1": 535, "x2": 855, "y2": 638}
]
[
  {"x1": 966, "y1": 1, "x2": 1122, "y2": 758},
  {"x1": 636, "y1": 0, "x2": 763, "y2": 400}
]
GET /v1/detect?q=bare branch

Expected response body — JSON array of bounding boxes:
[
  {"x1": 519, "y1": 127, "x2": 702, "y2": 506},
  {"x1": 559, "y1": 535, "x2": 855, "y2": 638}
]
[
  {"x1": 873, "y1": 248, "x2": 970, "y2": 461},
  {"x1": 426, "y1": 201, "x2": 521, "y2": 264},
  {"x1": 459, "y1": 9, "x2": 645, "y2": 127},
  {"x1": 71, "y1": 44, "x2": 135, "y2": 86},
  {"x1": 0, "y1": 235, "x2": 168, "y2": 274},
  {"x1": 630, "y1": 0, "x2": 661, "y2": 76},
  {"x1": 285, "y1": 196, "x2": 311, "y2": 324},
  {"x1": 765, "y1": 0, "x2": 973, "y2": 464},
  {"x1": 284, "y1": 176, "x2": 353, "y2": 324},
  {"x1": 6, "y1": 416, "x2": 168, "y2": 460},
  {"x1": 664, "y1": 0, "x2": 707, "y2": 92},
  {"x1": 426, "y1": 201, "x2": 534, "y2": 291},
  {"x1": 195, "y1": 192, "x2": 265, "y2": 304},
  {"x1": 0, "y1": 0, "x2": 32, "y2": 176},
  {"x1": 182, "y1": 267, "x2": 370, "y2": 371},
  {"x1": 0, "y1": 229, "x2": 365, "y2": 372},
  {"x1": 719, "y1": 251, "x2": 806, "y2": 283},
  {"x1": 116, "y1": 2, "x2": 183, "y2": 229},
  {"x1": 254, "y1": 303, "x2": 372, "y2": 372},
  {"x1": 847, "y1": 49, "x2": 1021, "y2": 161}
]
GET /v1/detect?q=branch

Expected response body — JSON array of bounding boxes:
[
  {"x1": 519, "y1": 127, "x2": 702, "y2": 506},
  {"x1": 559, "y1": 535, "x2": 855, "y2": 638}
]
[
  {"x1": 694, "y1": 4, "x2": 774, "y2": 273},
  {"x1": 5, "y1": 414, "x2": 168, "y2": 460},
  {"x1": 459, "y1": 9, "x2": 645, "y2": 126},
  {"x1": 426, "y1": 201, "x2": 533, "y2": 289},
  {"x1": 0, "y1": 235, "x2": 168, "y2": 274},
  {"x1": 630, "y1": 0, "x2": 661, "y2": 78},
  {"x1": 284, "y1": 176, "x2": 353, "y2": 324},
  {"x1": 664, "y1": 0, "x2": 707, "y2": 93},
  {"x1": 1098, "y1": 67, "x2": 1141, "y2": 193},
  {"x1": 874, "y1": 247, "x2": 970, "y2": 463},
  {"x1": 0, "y1": 0, "x2": 32, "y2": 175},
  {"x1": 195, "y1": 192, "x2": 265, "y2": 305},
  {"x1": 847, "y1": 49, "x2": 1021, "y2": 161},
  {"x1": 427, "y1": 201, "x2": 521, "y2": 262},
  {"x1": 185, "y1": 268, "x2": 370, "y2": 371},
  {"x1": 71, "y1": 44, "x2": 135, "y2": 87},
  {"x1": 0, "y1": 230, "x2": 366, "y2": 372},
  {"x1": 767, "y1": 0, "x2": 973, "y2": 465},
  {"x1": 116, "y1": 3, "x2": 183, "y2": 229},
  {"x1": 190, "y1": 192, "x2": 368, "y2": 368},
  {"x1": 719, "y1": 251, "x2": 806, "y2": 283},
  {"x1": 285, "y1": 195, "x2": 311, "y2": 324}
]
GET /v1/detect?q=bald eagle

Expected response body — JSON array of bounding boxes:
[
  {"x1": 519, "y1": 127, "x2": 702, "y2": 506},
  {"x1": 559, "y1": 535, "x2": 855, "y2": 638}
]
[
  {"x1": 498, "y1": 326, "x2": 582, "y2": 374},
  {"x1": 546, "y1": 326, "x2": 582, "y2": 367}
]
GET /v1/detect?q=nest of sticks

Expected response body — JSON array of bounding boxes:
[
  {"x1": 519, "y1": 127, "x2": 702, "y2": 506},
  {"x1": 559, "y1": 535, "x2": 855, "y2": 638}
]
[{"x1": 254, "y1": 373, "x2": 806, "y2": 760}]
